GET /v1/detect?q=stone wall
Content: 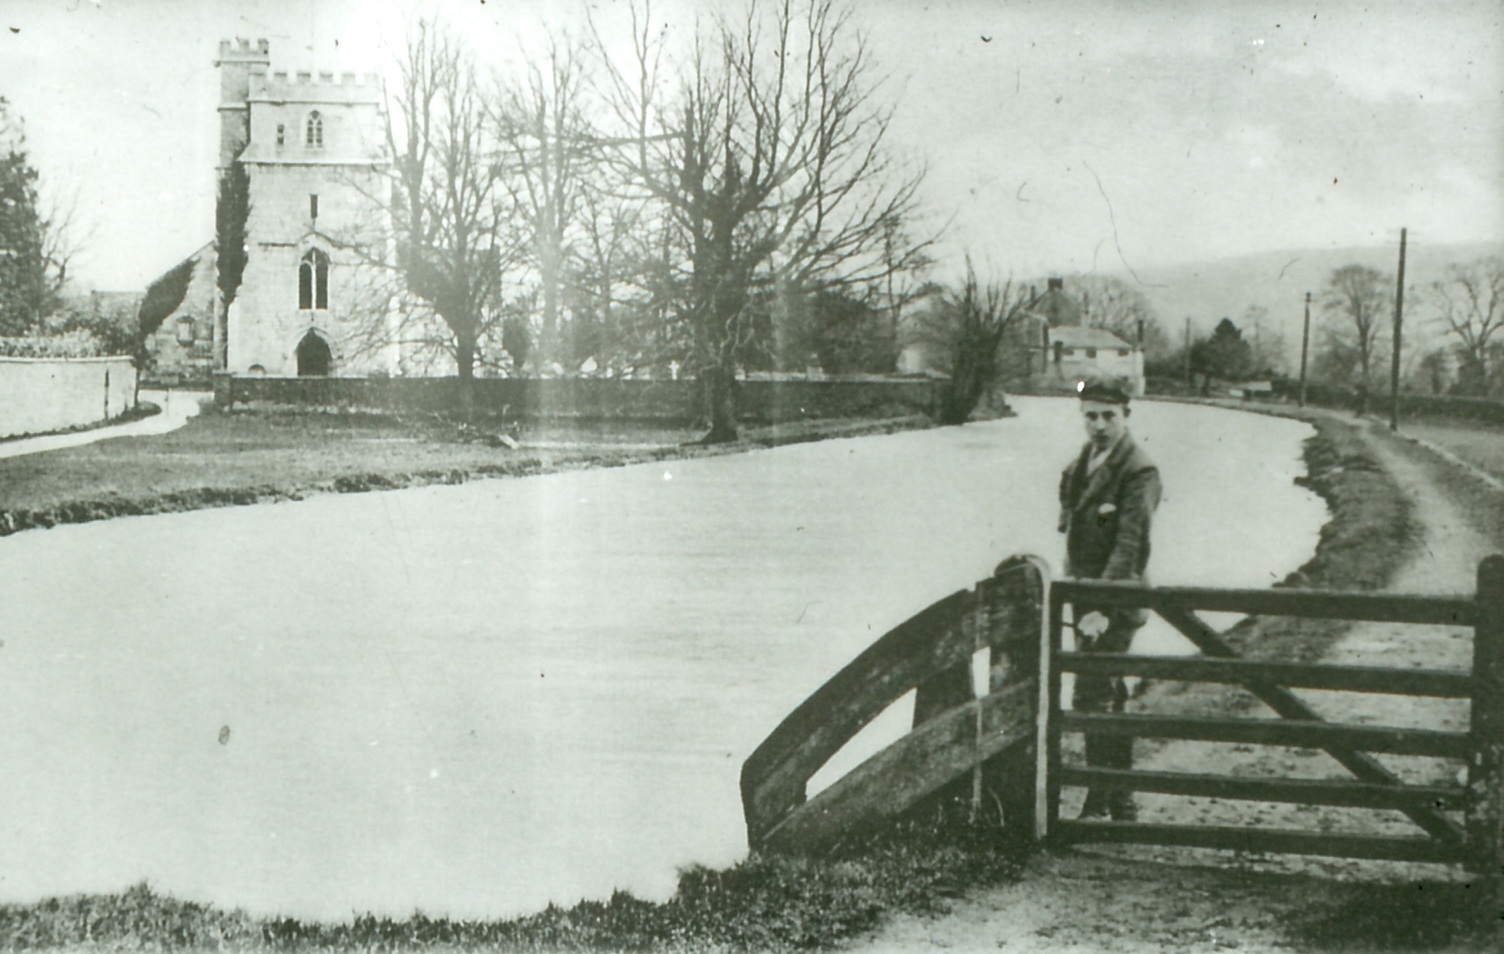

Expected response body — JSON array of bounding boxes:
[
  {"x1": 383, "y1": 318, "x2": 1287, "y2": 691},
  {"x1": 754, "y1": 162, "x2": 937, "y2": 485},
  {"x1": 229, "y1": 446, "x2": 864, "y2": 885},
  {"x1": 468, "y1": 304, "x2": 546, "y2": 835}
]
[
  {"x1": 0, "y1": 356, "x2": 139, "y2": 439},
  {"x1": 215, "y1": 375, "x2": 944, "y2": 425}
]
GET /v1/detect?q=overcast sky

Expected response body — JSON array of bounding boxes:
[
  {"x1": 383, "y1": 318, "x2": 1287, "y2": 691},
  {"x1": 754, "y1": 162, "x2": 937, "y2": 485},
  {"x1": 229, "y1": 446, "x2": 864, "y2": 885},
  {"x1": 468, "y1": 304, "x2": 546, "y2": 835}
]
[{"x1": 1, "y1": 0, "x2": 1499, "y2": 291}]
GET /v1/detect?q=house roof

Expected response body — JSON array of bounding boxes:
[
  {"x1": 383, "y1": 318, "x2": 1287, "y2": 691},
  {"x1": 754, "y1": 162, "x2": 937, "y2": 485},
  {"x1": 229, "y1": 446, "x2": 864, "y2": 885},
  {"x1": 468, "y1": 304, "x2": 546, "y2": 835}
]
[{"x1": 1049, "y1": 326, "x2": 1134, "y2": 349}]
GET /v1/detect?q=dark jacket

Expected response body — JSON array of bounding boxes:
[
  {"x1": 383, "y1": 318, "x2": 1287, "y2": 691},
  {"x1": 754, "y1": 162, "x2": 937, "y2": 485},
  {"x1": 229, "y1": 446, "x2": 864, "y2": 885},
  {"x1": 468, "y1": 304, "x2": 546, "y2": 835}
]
[{"x1": 1058, "y1": 433, "x2": 1161, "y2": 582}]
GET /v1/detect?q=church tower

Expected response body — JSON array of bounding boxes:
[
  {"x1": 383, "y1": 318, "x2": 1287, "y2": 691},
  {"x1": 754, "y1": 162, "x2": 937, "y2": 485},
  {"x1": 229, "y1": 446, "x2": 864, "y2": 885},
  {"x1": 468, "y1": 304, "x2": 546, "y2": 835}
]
[
  {"x1": 215, "y1": 38, "x2": 269, "y2": 169},
  {"x1": 215, "y1": 38, "x2": 397, "y2": 377}
]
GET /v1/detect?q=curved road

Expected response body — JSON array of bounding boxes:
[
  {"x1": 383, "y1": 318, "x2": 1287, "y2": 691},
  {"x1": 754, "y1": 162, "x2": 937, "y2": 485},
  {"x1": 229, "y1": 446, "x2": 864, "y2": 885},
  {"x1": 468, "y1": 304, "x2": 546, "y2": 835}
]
[{"x1": 0, "y1": 389, "x2": 206, "y2": 460}]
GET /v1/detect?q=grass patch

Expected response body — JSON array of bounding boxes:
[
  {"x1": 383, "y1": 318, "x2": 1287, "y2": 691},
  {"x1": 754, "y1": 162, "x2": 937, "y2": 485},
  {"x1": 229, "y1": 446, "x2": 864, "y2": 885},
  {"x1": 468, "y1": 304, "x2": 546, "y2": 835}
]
[
  {"x1": 1289, "y1": 881, "x2": 1499, "y2": 951},
  {"x1": 0, "y1": 817, "x2": 1024, "y2": 952},
  {"x1": 0, "y1": 407, "x2": 931, "y2": 538}
]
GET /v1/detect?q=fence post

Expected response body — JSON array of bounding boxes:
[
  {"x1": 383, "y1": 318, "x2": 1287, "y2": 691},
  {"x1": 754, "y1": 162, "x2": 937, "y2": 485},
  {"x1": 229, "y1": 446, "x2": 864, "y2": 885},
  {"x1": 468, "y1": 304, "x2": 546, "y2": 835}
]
[
  {"x1": 1468, "y1": 555, "x2": 1504, "y2": 930},
  {"x1": 1043, "y1": 592, "x2": 1064, "y2": 839},
  {"x1": 1033, "y1": 573, "x2": 1056, "y2": 843}
]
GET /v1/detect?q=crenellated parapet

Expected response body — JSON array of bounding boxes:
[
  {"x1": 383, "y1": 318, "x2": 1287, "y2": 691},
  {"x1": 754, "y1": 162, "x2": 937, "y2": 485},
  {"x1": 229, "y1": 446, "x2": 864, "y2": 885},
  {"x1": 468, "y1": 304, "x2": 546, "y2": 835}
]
[
  {"x1": 248, "y1": 69, "x2": 383, "y2": 105},
  {"x1": 215, "y1": 37, "x2": 270, "y2": 62}
]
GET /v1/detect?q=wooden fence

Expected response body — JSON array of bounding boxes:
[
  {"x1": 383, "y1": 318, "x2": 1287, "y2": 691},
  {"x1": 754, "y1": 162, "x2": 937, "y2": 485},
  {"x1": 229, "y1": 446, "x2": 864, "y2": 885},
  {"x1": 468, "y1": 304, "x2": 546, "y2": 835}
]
[
  {"x1": 741, "y1": 553, "x2": 1504, "y2": 908},
  {"x1": 740, "y1": 555, "x2": 1048, "y2": 853}
]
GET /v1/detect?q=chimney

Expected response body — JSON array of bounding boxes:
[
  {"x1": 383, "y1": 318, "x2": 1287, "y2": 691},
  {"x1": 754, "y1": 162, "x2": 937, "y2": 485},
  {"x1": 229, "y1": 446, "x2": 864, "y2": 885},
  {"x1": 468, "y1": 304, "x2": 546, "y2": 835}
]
[{"x1": 1047, "y1": 277, "x2": 1064, "y2": 292}]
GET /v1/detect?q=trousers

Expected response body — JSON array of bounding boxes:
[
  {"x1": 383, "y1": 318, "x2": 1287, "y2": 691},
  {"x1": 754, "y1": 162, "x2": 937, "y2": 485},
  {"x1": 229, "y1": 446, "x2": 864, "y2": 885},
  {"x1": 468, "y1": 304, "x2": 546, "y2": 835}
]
[{"x1": 1071, "y1": 610, "x2": 1139, "y2": 818}]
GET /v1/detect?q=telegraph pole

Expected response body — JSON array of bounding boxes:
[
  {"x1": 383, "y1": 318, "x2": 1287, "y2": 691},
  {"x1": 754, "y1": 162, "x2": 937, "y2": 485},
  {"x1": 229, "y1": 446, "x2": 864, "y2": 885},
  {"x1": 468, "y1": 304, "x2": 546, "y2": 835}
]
[
  {"x1": 1390, "y1": 227, "x2": 1407, "y2": 432},
  {"x1": 1299, "y1": 292, "x2": 1311, "y2": 408}
]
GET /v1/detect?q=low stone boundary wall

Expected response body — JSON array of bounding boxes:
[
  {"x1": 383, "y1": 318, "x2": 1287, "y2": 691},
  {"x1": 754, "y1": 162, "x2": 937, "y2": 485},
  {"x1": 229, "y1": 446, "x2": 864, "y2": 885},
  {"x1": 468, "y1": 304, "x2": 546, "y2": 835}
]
[
  {"x1": 0, "y1": 356, "x2": 138, "y2": 440},
  {"x1": 214, "y1": 375, "x2": 944, "y2": 425}
]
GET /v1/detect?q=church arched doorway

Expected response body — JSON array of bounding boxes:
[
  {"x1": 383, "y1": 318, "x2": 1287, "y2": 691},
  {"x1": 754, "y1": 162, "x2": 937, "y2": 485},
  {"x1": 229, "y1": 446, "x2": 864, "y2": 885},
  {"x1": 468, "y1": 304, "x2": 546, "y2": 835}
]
[{"x1": 296, "y1": 331, "x2": 332, "y2": 377}]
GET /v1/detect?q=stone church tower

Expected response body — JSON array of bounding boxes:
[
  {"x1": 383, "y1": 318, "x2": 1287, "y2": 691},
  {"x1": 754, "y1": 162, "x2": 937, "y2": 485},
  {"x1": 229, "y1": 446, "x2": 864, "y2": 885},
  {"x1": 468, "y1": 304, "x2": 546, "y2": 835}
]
[{"x1": 214, "y1": 38, "x2": 397, "y2": 377}]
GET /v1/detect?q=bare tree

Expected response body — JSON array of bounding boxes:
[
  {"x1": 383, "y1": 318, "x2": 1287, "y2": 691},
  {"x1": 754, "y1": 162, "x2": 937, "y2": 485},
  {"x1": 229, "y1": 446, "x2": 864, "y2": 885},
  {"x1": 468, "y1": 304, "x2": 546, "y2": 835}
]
[
  {"x1": 569, "y1": 183, "x2": 656, "y2": 369},
  {"x1": 382, "y1": 20, "x2": 517, "y2": 393},
  {"x1": 916, "y1": 261, "x2": 1037, "y2": 424},
  {"x1": 591, "y1": 0, "x2": 931, "y2": 442},
  {"x1": 1431, "y1": 256, "x2": 1504, "y2": 395},
  {"x1": 490, "y1": 36, "x2": 596, "y2": 367},
  {"x1": 1321, "y1": 264, "x2": 1392, "y2": 410}
]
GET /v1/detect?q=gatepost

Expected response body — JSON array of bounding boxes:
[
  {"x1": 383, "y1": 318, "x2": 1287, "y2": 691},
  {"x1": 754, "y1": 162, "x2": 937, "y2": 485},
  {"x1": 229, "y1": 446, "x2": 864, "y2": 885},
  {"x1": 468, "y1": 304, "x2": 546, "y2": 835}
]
[{"x1": 1468, "y1": 554, "x2": 1504, "y2": 936}]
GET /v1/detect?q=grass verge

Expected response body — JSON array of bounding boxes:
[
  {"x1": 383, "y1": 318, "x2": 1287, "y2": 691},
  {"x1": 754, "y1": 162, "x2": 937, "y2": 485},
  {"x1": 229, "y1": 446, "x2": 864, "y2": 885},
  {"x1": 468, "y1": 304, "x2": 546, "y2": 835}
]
[
  {"x1": 0, "y1": 407, "x2": 931, "y2": 538},
  {"x1": 0, "y1": 817, "x2": 1024, "y2": 952}
]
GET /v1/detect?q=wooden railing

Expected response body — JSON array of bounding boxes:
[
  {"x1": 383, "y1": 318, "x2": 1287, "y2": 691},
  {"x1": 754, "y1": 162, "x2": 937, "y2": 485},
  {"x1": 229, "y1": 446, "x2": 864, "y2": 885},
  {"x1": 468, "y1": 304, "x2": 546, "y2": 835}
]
[{"x1": 740, "y1": 555, "x2": 1048, "y2": 853}]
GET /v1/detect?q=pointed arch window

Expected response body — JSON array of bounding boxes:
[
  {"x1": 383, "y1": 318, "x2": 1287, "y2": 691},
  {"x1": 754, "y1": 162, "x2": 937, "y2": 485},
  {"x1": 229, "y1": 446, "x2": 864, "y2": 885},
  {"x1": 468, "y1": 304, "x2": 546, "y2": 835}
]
[
  {"x1": 299, "y1": 248, "x2": 329, "y2": 310},
  {"x1": 305, "y1": 111, "x2": 323, "y2": 148}
]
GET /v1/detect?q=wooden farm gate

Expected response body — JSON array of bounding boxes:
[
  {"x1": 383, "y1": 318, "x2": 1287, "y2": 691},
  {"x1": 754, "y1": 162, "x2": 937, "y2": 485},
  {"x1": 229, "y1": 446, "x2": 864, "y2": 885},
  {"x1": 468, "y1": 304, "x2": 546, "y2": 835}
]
[{"x1": 741, "y1": 554, "x2": 1504, "y2": 896}]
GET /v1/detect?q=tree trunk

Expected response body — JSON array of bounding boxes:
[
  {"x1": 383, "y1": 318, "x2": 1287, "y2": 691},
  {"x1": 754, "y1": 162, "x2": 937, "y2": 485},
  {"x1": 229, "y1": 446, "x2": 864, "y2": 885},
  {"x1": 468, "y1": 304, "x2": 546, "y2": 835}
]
[
  {"x1": 698, "y1": 363, "x2": 740, "y2": 444},
  {"x1": 215, "y1": 294, "x2": 230, "y2": 371},
  {"x1": 456, "y1": 334, "x2": 477, "y2": 422}
]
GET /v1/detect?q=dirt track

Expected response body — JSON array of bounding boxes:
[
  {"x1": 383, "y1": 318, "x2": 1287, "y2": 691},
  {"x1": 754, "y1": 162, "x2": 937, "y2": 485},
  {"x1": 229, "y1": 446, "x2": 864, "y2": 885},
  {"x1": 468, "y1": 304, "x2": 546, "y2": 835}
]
[{"x1": 846, "y1": 416, "x2": 1500, "y2": 953}]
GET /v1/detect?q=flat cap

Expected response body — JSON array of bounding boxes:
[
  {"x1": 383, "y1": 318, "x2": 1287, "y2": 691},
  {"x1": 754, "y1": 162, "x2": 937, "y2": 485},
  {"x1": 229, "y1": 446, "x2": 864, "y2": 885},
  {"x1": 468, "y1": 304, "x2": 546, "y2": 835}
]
[{"x1": 1075, "y1": 372, "x2": 1132, "y2": 405}]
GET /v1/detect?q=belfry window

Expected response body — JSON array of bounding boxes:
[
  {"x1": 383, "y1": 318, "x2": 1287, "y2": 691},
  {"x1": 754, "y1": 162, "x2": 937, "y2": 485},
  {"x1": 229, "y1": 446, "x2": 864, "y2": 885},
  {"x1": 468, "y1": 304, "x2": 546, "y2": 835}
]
[
  {"x1": 299, "y1": 248, "x2": 329, "y2": 310},
  {"x1": 276, "y1": 123, "x2": 285, "y2": 147},
  {"x1": 305, "y1": 111, "x2": 323, "y2": 148}
]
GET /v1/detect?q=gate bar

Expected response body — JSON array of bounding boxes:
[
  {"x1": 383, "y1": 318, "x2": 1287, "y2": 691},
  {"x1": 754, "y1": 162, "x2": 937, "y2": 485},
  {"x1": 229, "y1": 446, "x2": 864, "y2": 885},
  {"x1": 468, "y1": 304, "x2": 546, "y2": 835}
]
[
  {"x1": 1062, "y1": 711, "x2": 1472, "y2": 759},
  {"x1": 1053, "y1": 579, "x2": 1473, "y2": 626},
  {"x1": 1060, "y1": 766, "x2": 1467, "y2": 811},
  {"x1": 1154, "y1": 601, "x2": 1468, "y2": 847},
  {"x1": 1056, "y1": 820, "x2": 1468, "y2": 864},
  {"x1": 1060, "y1": 652, "x2": 1474, "y2": 698}
]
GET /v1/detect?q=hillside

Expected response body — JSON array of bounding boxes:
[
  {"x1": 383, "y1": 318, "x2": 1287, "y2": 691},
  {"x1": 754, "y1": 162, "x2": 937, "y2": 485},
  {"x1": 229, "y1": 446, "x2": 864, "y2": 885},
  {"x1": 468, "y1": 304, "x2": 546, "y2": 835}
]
[{"x1": 1110, "y1": 240, "x2": 1503, "y2": 368}]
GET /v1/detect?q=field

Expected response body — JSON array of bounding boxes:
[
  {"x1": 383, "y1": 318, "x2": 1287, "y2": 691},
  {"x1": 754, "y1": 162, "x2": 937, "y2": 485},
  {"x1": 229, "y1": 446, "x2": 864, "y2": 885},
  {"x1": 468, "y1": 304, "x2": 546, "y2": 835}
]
[{"x1": 1400, "y1": 417, "x2": 1504, "y2": 482}]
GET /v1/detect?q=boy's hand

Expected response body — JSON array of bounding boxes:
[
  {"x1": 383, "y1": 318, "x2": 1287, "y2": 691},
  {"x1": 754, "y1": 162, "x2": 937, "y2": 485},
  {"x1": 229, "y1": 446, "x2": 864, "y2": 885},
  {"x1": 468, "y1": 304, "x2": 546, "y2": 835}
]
[{"x1": 1077, "y1": 611, "x2": 1110, "y2": 638}]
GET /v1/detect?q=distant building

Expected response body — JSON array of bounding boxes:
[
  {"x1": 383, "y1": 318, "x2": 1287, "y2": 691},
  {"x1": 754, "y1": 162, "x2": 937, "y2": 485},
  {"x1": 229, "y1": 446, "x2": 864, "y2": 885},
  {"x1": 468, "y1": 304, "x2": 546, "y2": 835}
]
[
  {"x1": 142, "y1": 38, "x2": 397, "y2": 379},
  {"x1": 138, "y1": 245, "x2": 216, "y2": 383},
  {"x1": 1013, "y1": 278, "x2": 1145, "y2": 396}
]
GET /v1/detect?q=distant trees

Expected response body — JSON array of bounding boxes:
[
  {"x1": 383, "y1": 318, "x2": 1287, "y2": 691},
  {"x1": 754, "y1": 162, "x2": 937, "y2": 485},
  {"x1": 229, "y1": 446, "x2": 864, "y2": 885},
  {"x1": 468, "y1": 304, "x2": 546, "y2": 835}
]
[
  {"x1": 0, "y1": 98, "x2": 74, "y2": 335},
  {"x1": 1430, "y1": 256, "x2": 1504, "y2": 395},
  {"x1": 1319, "y1": 265, "x2": 1392, "y2": 408},
  {"x1": 589, "y1": 0, "x2": 930, "y2": 442},
  {"x1": 1191, "y1": 318, "x2": 1254, "y2": 382},
  {"x1": 335, "y1": 4, "x2": 930, "y2": 434},
  {"x1": 489, "y1": 37, "x2": 592, "y2": 366},
  {"x1": 746, "y1": 287, "x2": 896, "y2": 375},
  {"x1": 383, "y1": 21, "x2": 518, "y2": 390},
  {"x1": 915, "y1": 262, "x2": 1036, "y2": 424},
  {"x1": 137, "y1": 257, "x2": 197, "y2": 339}
]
